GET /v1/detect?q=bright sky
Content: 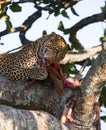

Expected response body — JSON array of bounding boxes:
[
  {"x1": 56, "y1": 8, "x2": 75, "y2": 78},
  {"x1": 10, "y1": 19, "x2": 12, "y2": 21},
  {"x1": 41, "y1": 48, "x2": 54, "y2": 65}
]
[
  {"x1": 0, "y1": 0, "x2": 105, "y2": 53},
  {"x1": 0, "y1": 0, "x2": 106, "y2": 129}
]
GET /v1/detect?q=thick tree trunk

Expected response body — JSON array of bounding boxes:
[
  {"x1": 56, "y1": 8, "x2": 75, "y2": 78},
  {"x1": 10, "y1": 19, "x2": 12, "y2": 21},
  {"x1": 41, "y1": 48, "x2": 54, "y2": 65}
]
[
  {"x1": 0, "y1": 105, "x2": 70, "y2": 130},
  {"x1": 0, "y1": 76, "x2": 73, "y2": 118},
  {"x1": 69, "y1": 48, "x2": 106, "y2": 130},
  {"x1": 0, "y1": 47, "x2": 106, "y2": 129}
]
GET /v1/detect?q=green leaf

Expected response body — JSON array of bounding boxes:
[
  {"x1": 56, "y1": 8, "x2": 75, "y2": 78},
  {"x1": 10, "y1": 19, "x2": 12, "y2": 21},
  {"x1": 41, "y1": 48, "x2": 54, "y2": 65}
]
[
  {"x1": 101, "y1": 1, "x2": 106, "y2": 14},
  {"x1": 42, "y1": 30, "x2": 47, "y2": 35},
  {"x1": 5, "y1": 19, "x2": 12, "y2": 30},
  {"x1": 63, "y1": 29, "x2": 70, "y2": 34},
  {"x1": 101, "y1": 116, "x2": 106, "y2": 122},
  {"x1": 58, "y1": 21, "x2": 65, "y2": 32},
  {"x1": 99, "y1": 36, "x2": 106, "y2": 43},
  {"x1": 10, "y1": 4, "x2": 21, "y2": 12},
  {"x1": 71, "y1": 7, "x2": 79, "y2": 16},
  {"x1": 54, "y1": 11, "x2": 60, "y2": 17},
  {"x1": 99, "y1": 87, "x2": 106, "y2": 107},
  {"x1": 61, "y1": 0, "x2": 71, "y2": 2},
  {"x1": 61, "y1": 63, "x2": 78, "y2": 75},
  {"x1": 50, "y1": 2, "x2": 56, "y2": 8},
  {"x1": 58, "y1": 21, "x2": 70, "y2": 35},
  {"x1": 43, "y1": 0, "x2": 50, "y2": 4},
  {"x1": 4, "y1": 14, "x2": 12, "y2": 30},
  {"x1": 71, "y1": 41, "x2": 84, "y2": 50},
  {"x1": 61, "y1": 10, "x2": 70, "y2": 19}
]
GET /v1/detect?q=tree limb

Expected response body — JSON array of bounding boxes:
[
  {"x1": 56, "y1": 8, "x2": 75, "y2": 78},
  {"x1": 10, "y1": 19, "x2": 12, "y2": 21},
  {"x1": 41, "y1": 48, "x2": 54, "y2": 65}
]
[
  {"x1": 0, "y1": 0, "x2": 81, "y2": 44},
  {"x1": 19, "y1": 11, "x2": 42, "y2": 45},
  {"x1": 0, "y1": 26, "x2": 28, "y2": 37},
  {"x1": 0, "y1": 105, "x2": 70, "y2": 130},
  {"x1": 60, "y1": 44, "x2": 102, "y2": 64},
  {"x1": 69, "y1": 44, "x2": 106, "y2": 129},
  {"x1": 68, "y1": 12, "x2": 106, "y2": 50},
  {"x1": 0, "y1": 75, "x2": 73, "y2": 118},
  {"x1": 4, "y1": 43, "x2": 102, "y2": 63},
  {"x1": 0, "y1": 43, "x2": 106, "y2": 130},
  {"x1": 0, "y1": 11, "x2": 42, "y2": 45}
]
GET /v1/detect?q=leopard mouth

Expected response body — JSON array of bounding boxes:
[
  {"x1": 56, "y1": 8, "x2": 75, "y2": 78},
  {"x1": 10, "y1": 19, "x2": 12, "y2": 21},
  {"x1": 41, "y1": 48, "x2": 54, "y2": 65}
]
[{"x1": 43, "y1": 59, "x2": 78, "y2": 88}]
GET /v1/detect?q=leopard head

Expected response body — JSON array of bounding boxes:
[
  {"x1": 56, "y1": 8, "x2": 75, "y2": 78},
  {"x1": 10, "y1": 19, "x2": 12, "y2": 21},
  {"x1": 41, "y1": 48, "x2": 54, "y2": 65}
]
[{"x1": 42, "y1": 32, "x2": 69, "y2": 63}]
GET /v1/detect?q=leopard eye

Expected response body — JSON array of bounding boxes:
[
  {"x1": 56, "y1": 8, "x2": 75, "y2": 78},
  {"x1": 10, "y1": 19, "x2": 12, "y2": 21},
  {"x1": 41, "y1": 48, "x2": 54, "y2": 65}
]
[{"x1": 44, "y1": 48, "x2": 49, "y2": 53}]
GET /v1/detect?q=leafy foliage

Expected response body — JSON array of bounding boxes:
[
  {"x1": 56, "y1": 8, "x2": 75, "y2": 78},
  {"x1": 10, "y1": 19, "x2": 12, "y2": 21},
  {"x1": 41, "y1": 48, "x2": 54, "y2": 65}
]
[
  {"x1": 5, "y1": 16, "x2": 12, "y2": 30},
  {"x1": 61, "y1": 63, "x2": 79, "y2": 75},
  {"x1": 99, "y1": 86, "x2": 106, "y2": 122},
  {"x1": 99, "y1": 87, "x2": 106, "y2": 107},
  {"x1": 58, "y1": 21, "x2": 70, "y2": 34},
  {"x1": 42, "y1": 30, "x2": 47, "y2": 35},
  {"x1": 58, "y1": 21, "x2": 65, "y2": 32},
  {"x1": 101, "y1": 116, "x2": 106, "y2": 122},
  {"x1": 3, "y1": 13, "x2": 12, "y2": 30},
  {"x1": 70, "y1": 7, "x2": 79, "y2": 16},
  {"x1": 101, "y1": 1, "x2": 106, "y2": 14},
  {"x1": 61, "y1": 10, "x2": 70, "y2": 19},
  {"x1": 0, "y1": 2, "x2": 106, "y2": 126},
  {"x1": 54, "y1": 10, "x2": 60, "y2": 17},
  {"x1": 9, "y1": 3, "x2": 22, "y2": 12}
]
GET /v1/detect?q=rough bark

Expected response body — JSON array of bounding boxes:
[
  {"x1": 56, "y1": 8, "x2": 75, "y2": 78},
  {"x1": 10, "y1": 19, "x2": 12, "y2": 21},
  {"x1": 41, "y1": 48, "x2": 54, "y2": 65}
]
[
  {"x1": 0, "y1": 46, "x2": 106, "y2": 130},
  {"x1": 60, "y1": 45, "x2": 102, "y2": 64},
  {"x1": 0, "y1": 105, "x2": 70, "y2": 130},
  {"x1": 69, "y1": 47, "x2": 106, "y2": 130},
  {"x1": 0, "y1": 76, "x2": 73, "y2": 118},
  {"x1": 68, "y1": 12, "x2": 106, "y2": 50}
]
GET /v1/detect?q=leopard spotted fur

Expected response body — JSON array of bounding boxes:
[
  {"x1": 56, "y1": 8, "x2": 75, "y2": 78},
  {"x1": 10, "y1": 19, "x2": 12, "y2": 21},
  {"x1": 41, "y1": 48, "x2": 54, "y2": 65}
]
[{"x1": 0, "y1": 32, "x2": 68, "y2": 80}]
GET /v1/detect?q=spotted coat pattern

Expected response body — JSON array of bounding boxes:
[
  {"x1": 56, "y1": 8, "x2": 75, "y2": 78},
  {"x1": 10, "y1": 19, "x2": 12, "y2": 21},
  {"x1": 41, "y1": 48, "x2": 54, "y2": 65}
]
[{"x1": 0, "y1": 32, "x2": 68, "y2": 80}]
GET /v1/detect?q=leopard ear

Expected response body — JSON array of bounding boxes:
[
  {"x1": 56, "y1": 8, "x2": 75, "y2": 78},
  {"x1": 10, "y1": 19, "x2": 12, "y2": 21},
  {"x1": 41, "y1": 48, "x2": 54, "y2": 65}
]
[{"x1": 51, "y1": 32, "x2": 56, "y2": 36}]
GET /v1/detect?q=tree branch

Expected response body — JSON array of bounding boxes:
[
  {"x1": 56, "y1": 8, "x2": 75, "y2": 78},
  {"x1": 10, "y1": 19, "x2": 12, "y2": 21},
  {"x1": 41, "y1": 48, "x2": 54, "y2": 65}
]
[
  {"x1": 11, "y1": 0, "x2": 81, "y2": 14},
  {"x1": 0, "y1": 0, "x2": 81, "y2": 40},
  {"x1": 0, "y1": 11, "x2": 42, "y2": 45},
  {"x1": 62, "y1": 0, "x2": 81, "y2": 9},
  {"x1": 60, "y1": 44, "x2": 102, "y2": 64},
  {"x1": 0, "y1": 40, "x2": 106, "y2": 130},
  {"x1": 0, "y1": 105, "x2": 70, "y2": 130},
  {"x1": 67, "y1": 12, "x2": 106, "y2": 50},
  {"x1": 19, "y1": 11, "x2": 42, "y2": 45},
  {"x1": 12, "y1": 0, "x2": 33, "y2": 4},
  {"x1": 0, "y1": 26, "x2": 28, "y2": 37},
  {"x1": 69, "y1": 44, "x2": 106, "y2": 129},
  {"x1": 0, "y1": 75, "x2": 73, "y2": 118}
]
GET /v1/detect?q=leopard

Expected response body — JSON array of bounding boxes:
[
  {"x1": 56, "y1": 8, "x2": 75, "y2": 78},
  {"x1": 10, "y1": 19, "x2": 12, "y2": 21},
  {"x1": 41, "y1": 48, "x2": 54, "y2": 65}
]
[{"x1": 0, "y1": 32, "x2": 69, "y2": 81}]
